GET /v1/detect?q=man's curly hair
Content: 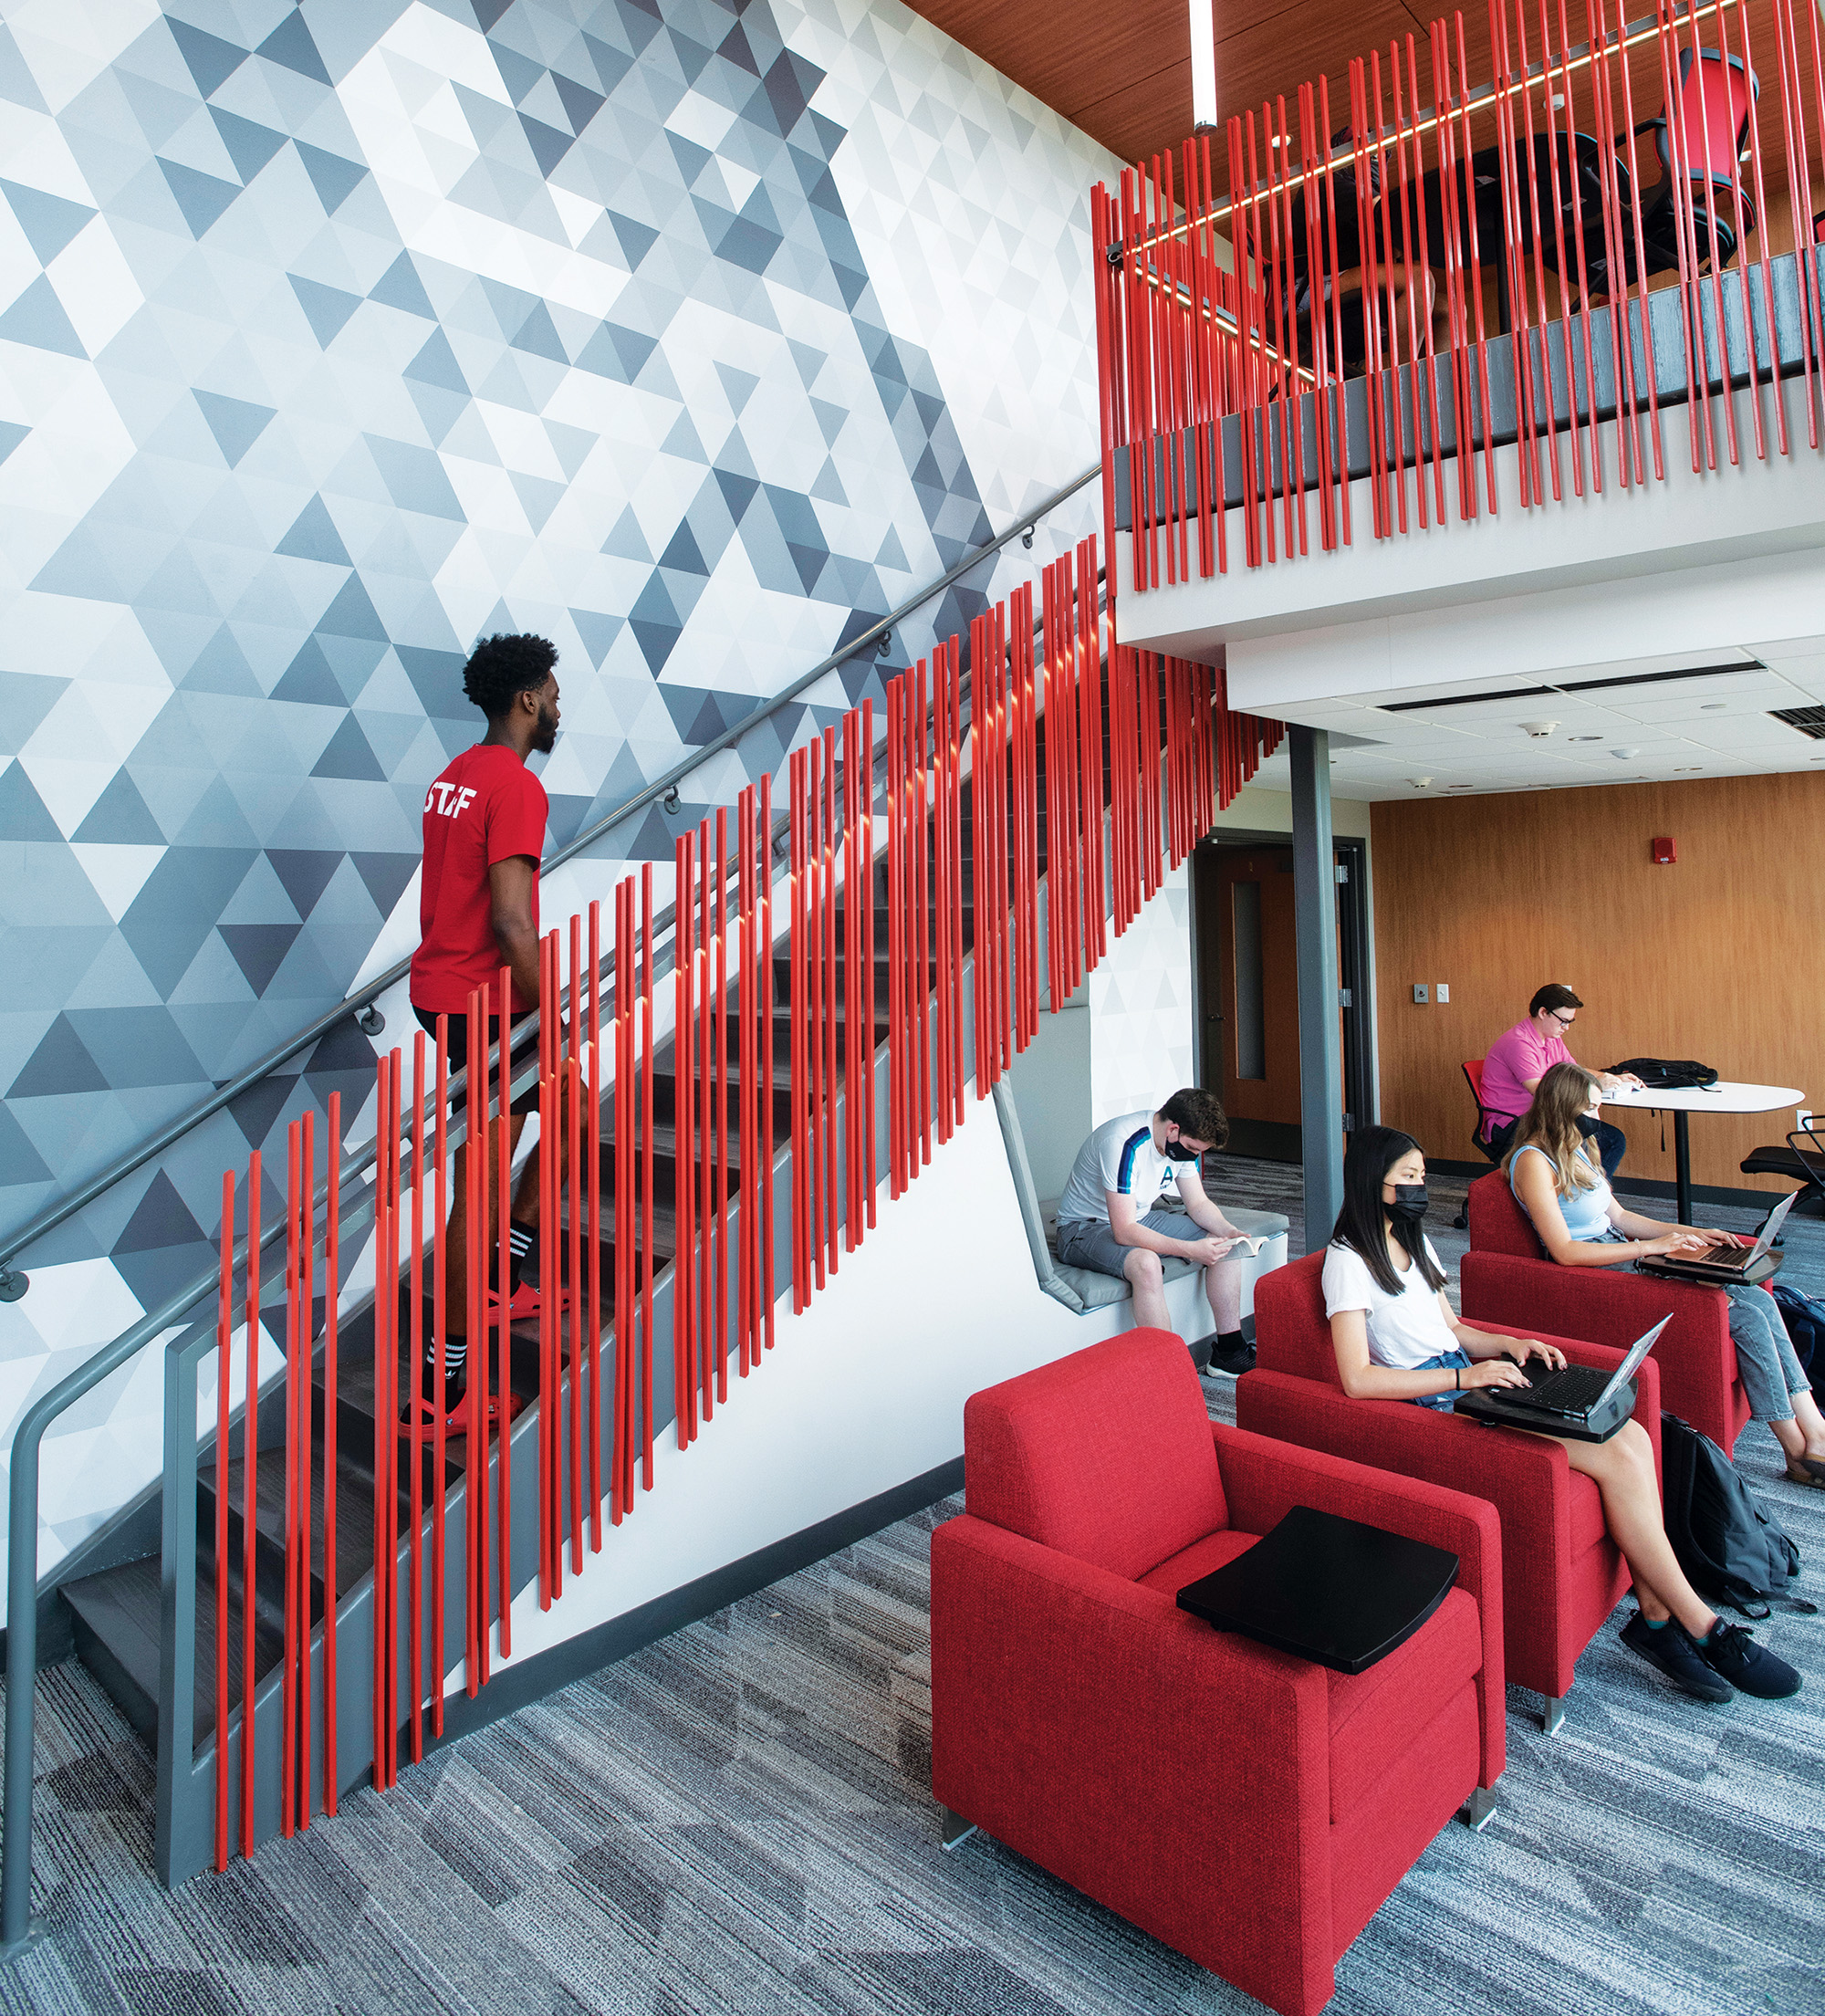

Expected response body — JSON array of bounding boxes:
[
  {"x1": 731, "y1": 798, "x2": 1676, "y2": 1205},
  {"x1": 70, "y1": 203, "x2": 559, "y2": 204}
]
[{"x1": 462, "y1": 632, "x2": 557, "y2": 719}]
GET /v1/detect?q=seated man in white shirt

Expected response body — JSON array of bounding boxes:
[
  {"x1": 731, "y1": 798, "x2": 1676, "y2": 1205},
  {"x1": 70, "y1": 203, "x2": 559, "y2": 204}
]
[{"x1": 1054, "y1": 1088, "x2": 1256, "y2": 1374}]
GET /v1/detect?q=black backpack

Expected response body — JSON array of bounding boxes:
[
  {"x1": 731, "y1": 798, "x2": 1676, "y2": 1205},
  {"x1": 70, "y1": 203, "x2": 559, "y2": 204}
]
[
  {"x1": 1659, "y1": 1414, "x2": 1804, "y2": 1618},
  {"x1": 1604, "y1": 1058, "x2": 1719, "y2": 1090},
  {"x1": 1769, "y1": 1282, "x2": 1825, "y2": 1399}
]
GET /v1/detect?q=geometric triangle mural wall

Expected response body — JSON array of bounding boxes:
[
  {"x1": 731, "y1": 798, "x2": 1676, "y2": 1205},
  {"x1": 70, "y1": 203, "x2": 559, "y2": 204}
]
[{"x1": 0, "y1": 0, "x2": 1112, "y2": 1593}]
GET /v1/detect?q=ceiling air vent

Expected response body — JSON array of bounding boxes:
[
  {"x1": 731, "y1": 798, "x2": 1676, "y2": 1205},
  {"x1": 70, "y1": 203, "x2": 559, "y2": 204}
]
[{"x1": 1769, "y1": 705, "x2": 1825, "y2": 739}]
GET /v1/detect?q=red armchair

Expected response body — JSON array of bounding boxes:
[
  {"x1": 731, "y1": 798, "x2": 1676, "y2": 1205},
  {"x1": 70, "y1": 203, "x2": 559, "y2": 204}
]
[
  {"x1": 1242, "y1": 1252, "x2": 1662, "y2": 1729},
  {"x1": 931, "y1": 1329, "x2": 1505, "y2": 2016},
  {"x1": 1463, "y1": 1170, "x2": 1748, "y2": 1454}
]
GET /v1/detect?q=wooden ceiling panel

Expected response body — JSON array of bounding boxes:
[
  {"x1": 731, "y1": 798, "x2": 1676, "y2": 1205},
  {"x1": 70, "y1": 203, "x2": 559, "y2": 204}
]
[{"x1": 899, "y1": 0, "x2": 1434, "y2": 165}]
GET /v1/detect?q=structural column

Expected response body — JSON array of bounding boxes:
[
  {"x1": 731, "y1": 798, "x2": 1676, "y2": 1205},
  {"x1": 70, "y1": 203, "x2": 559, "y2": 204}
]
[{"x1": 1289, "y1": 726, "x2": 1344, "y2": 1251}]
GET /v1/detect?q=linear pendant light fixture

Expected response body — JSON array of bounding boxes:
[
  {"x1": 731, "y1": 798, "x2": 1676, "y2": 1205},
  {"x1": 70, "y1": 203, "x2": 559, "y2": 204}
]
[
  {"x1": 1189, "y1": 0, "x2": 1217, "y2": 129},
  {"x1": 1378, "y1": 663, "x2": 1765, "y2": 713}
]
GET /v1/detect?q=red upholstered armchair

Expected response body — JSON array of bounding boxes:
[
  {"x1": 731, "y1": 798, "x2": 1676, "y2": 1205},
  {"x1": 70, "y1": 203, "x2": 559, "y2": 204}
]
[
  {"x1": 1462, "y1": 1170, "x2": 1749, "y2": 1454},
  {"x1": 1242, "y1": 1252, "x2": 1662, "y2": 1730},
  {"x1": 931, "y1": 1329, "x2": 1505, "y2": 2016}
]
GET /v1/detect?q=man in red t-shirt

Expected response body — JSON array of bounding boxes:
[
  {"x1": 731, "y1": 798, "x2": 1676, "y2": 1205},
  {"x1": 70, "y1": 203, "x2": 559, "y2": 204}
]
[{"x1": 407, "y1": 632, "x2": 560, "y2": 1427}]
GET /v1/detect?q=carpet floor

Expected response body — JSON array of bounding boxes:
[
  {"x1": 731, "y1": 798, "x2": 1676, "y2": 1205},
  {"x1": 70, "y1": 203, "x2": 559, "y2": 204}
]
[{"x1": 0, "y1": 1163, "x2": 1820, "y2": 2016}]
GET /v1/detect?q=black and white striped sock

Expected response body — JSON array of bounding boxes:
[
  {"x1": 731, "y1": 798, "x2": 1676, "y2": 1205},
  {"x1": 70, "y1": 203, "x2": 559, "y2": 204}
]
[{"x1": 508, "y1": 1218, "x2": 536, "y2": 1292}]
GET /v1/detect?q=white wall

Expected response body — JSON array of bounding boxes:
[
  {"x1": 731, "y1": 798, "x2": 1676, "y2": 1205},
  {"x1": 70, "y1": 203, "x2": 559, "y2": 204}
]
[{"x1": 474, "y1": 1078, "x2": 1209, "y2": 1678}]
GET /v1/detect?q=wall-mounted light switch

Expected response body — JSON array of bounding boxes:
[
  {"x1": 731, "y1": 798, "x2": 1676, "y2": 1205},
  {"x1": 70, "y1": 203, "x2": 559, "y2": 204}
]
[
  {"x1": 1413, "y1": 984, "x2": 1430, "y2": 1005},
  {"x1": 1436, "y1": 983, "x2": 1450, "y2": 1003}
]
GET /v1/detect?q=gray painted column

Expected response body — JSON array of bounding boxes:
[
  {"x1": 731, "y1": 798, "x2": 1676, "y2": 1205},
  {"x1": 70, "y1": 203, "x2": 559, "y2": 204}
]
[{"x1": 1289, "y1": 726, "x2": 1344, "y2": 1251}]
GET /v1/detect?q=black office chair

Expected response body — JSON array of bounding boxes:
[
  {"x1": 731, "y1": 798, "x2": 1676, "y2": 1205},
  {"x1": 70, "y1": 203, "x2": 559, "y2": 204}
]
[{"x1": 1739, "y1": 1123, "x2": 1825, "y2": 1225}]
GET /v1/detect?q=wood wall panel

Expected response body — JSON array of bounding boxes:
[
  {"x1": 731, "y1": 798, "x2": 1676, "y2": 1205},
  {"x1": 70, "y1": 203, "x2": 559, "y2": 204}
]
[{"x1": 1371, "y1": 774, "x2": 1825, "y2": 1194}]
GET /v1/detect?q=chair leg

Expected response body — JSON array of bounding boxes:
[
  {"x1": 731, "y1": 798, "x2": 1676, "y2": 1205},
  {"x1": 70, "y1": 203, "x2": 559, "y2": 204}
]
[
  {"x1": 1458, "y1": 1785, "x2": 1497, "y2": 1831},
  {"x1": 940, "y1": 1806, "x2": 978, "y2": 1851},
  {"x1": 1451, "y1": 1208, "x2": 1468, "y2": 1230},
  {"x1": 1541, "y1": 1693, "x2": 1566, "y2": 1738}
]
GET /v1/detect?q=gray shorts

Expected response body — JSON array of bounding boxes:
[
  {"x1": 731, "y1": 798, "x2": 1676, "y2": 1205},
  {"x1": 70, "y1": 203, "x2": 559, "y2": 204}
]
[{"x1": 1056, "y1": 1210, "x2": 1196, "y2": 1280}]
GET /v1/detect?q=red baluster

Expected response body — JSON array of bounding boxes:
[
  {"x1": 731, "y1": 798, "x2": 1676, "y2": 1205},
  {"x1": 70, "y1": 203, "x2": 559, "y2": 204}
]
[{"x1": 214, "y1": 1170, "x2": 233, "y2": 1871}]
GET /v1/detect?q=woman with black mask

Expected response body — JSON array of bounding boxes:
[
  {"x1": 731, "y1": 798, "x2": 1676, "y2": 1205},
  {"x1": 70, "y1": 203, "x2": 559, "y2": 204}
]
[
  {"x1": 1508, "y1": 1062, "x2": 1825, "y2": 1491},
  {"x1": 1325, "y1": 1125, "x2": 1799, "y2": 1702}
]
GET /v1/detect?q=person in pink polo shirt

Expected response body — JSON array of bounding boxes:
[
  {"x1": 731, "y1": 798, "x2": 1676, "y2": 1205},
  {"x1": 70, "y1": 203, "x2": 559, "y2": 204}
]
[{"x1": 1477, "y1": 983, "x2": 1643, "y2": 1179}]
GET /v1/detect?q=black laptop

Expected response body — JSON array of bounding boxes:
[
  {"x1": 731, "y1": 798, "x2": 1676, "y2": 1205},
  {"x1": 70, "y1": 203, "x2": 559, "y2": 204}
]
[{"x1": 1453, "y1": 1315, "x2": 1671, "y2": 1444}]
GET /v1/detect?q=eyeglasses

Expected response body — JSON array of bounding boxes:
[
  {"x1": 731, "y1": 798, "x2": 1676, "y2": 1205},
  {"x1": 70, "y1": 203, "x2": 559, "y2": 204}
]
[{"x1": 1549, "y1": 1010, "x2": 1576, "y2": 1027}]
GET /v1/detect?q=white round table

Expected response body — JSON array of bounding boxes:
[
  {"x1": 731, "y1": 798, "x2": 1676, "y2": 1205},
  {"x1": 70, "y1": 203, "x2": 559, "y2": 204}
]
[{"x1": 1601, "y1": 1081, "x2": 1805, "y2": 1223}]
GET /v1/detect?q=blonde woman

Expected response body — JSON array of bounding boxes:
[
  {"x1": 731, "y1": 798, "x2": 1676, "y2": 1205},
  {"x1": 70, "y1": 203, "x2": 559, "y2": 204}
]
[{"x1": 1507, "y1": 1062, "x2": 1825, "y2": 1489}]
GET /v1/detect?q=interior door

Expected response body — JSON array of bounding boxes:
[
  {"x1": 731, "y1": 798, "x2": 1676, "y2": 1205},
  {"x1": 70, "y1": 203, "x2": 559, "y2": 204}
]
[{"x1": 1213, "y1": 848, "x2": 1301, "y2": 1125}]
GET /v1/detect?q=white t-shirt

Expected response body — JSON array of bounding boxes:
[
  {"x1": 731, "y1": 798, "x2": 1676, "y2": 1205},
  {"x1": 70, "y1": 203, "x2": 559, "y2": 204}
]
[
  {"x1": 1321, "y1": 1238, "x2": 1456, "y2": 1369},
  {"x1": 1056, "y1": 1111, "x2": 1188, "y2": 1225}
]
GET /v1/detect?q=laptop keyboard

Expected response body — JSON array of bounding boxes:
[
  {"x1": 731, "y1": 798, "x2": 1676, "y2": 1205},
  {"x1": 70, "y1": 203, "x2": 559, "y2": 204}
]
[{"x1": 1513, "y1": 1363, "x2": 1612, "y2": 1413}]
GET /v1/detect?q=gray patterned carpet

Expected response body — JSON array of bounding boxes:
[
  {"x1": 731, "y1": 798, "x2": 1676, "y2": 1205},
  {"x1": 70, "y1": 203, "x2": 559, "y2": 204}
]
[{"x1": 1, "y1": 1163, "x2": 1820, "y2": 2016}]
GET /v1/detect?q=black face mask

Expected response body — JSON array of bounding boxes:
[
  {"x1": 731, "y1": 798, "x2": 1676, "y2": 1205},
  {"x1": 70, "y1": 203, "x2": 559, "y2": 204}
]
[
  {"x1": 1575, "y1": 1114, "x2": 1601, "y2": 1139},
  {"x1": 1163, "y1": 1138, "x2": 1200, "y2": 1163},
  {"x1": 1387, "y1": 1183, "x2": 1429, "y2": 1222}
]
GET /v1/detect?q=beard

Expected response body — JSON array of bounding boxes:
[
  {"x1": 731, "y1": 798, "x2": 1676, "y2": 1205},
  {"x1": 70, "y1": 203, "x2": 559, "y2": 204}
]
[{"x1": 531, "y1": 700, "x2": 559, "y2": 754}]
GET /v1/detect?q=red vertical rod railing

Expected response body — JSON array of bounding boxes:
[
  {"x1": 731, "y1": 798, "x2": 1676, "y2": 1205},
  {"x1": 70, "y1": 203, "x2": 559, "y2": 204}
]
[
  {"x1": 568, "y1": 914, "x2": 584, "y2": 1558},
  {"x1": 612, "y1": 892, "x2": 631, "y2": 1523},
  {"x1": 280, "y1": 1120, "x2": 299, "y2": 1836},
  {"x1": 407, "y1": 1041, "x2": 424, "y2": 1764},
  {"x1": 240, "y1": 1148, "x2": 260, "y2": 1860},
  {"x1": 696, "y1": 823, "x2": 714, "y2": 1421},
  {"x1": 675, "y1": 835, "x2": 699, "y2": 1424},
  {"x1": 739, "y1": 788, "x2": 758, "y2": 1349},
  {"x1": 884, "y1": 696, "x2": 902, "y2": 1202},
  {"x1": 639, "y1": 868, "x2": 654, "y2": 1485},
  {"x1": 944, "y1": 639, "x2": 965, "y2": 1132},
  {"x1": 324, "y1": 1092, "x2": 341, "y2": 1791},
  {"x1": 820, "y1": 729, "x2": 840, "y2": 1269},
  {"x1": 854, "y1": 724, "x2": 871, "y2": 1230},
  {"x1": 464, "y1": 994, "x2": 483, "y2": 1675},
  {"x1": 494, "y1": 965, "x2": 513, "y2": 1647},
  {"x1": 424, "y1": 1027, "x2": 441, "y2": 1745},
  {"x1": 912, "y1": 665, "x2": 930, "y2": 1169},
  {"x1": 297, "y1": 1105, "x2": 315, "y2": 1826},
  {"x1": 588, "y1": 898, "x2": 603, "y2": 1536},
  {"x1": 213, "y1": 1171, "x2": 233, "y2": 1872},
  {"x1": 789, "y1": 757, "x2": 808, "y2": 1303},
  {"x1": 714, "y1": 806, "x2": 732, "y2": 1390},
  {"x1": 761, "y1": 766, "x2": 777, "y2": 1330}
]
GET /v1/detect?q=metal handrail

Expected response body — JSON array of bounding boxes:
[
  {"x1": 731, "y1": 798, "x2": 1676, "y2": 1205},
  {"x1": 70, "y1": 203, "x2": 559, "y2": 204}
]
[
  {"x1": 0, "y1": 465, "x2": 1099, "y2": 1302},
  {"x1": 0, "y1": 467, "x2": 1104, "y2": 1951}
]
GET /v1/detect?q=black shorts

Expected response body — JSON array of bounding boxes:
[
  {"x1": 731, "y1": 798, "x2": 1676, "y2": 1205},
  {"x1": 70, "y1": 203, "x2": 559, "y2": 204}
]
[{"x1": 412, "y1": 1005, "x2": 539, "y2": 1117}]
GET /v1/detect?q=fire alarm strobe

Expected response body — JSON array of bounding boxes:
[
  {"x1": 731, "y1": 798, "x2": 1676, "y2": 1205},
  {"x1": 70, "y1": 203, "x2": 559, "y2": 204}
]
[{"x1": 1651, "y1": 837, "x2": 1676, "y2": 865}]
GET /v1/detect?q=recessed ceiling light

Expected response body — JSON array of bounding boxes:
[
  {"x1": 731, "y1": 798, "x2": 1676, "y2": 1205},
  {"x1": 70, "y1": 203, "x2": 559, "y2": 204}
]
[
  {"x1": 1569, "y1": 735, "x2": 1602, "y2": 742},
  {"x1": 1700, "y1": 703, "x2": 1727, "y2": 710},
  {"x1": 1611, "y1": 747, "x2": 1641, "y2": 758},
  {"x1": 1674, "y1": 766, "x2": 1703, "y2": 772}
]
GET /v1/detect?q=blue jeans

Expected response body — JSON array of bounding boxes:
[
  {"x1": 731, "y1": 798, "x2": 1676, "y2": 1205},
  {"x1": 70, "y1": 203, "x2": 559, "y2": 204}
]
[
  {"x1": 1590, "y1": 1228, "x2": 1809, "y2": 1424},
  {"x1": 1407, "y1": 1348, "x2": 1472, "y2": 1413}
]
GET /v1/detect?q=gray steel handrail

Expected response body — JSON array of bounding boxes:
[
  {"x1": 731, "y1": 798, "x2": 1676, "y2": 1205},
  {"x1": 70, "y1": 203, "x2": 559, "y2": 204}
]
[
  {"x1": 0, "y1": 467, "x2": 1104, "y2": 1950},
  {"x1": 0, "y1": 465, "x2": 1099, "y2": 1302}
]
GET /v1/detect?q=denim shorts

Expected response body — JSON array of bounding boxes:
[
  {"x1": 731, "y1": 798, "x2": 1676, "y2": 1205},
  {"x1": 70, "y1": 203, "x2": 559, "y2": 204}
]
[{"x1": 1406, "y1": 1348, "x2": 1472, "y2": 1412}]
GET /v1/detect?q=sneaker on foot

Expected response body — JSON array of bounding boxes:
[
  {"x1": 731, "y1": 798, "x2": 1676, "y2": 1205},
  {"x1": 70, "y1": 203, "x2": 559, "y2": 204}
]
[
  {"x1": 1696, "y1": 1619, "x2": 1802, "y2": 1698},
  {"x1": 1618, "y1": 1611, "x2": 1730, "y2": 1702},
  {"x1": 1208, "y1": 1339, "x2": 1257, "y2": 1377}
]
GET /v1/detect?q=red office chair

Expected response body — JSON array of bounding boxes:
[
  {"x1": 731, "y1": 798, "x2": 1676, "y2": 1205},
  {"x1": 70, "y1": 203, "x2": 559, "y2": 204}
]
[
  {"x1": 1243, "y1": 1254, "x2": 1661, "y2": 1732},
  {"x1": 1628, "y1": 47, "x2": 1759, "y2": 274},
  {"x1": 1462, "y1": 1171, "x2": 1750, "y2": 1454},
  {"x1": 1450, "y1": 1057, "x2": 1506, "y2": 1228},
  {"x1": 932, "y1": 1329, "x2": 1506, "y2": 2016}
]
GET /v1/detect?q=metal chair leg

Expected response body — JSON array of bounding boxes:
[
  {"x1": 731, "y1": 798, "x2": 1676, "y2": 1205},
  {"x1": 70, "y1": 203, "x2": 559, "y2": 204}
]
[
  {"x1": 1458, "y1": 1786, "x2": 1497, "y2": 1831},
  {"x1": 940, "y1": 1806, "x2": 978, "y2": 1851},
  {"x1": 1541, "y1": 1693, "x2": 1566, "y2": 1738}
]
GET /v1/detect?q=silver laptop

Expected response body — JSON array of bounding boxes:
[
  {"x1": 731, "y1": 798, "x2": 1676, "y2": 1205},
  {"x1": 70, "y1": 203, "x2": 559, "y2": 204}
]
[{"x1": 1651, "y1": 1189, "x2": 1796, "y2": 1280}]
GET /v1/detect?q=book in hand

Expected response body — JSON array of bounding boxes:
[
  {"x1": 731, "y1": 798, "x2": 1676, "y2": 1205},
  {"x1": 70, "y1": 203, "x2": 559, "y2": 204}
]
[{"x1": 1223, "y1": 1234, "x2": 1269, "y2": 1257}]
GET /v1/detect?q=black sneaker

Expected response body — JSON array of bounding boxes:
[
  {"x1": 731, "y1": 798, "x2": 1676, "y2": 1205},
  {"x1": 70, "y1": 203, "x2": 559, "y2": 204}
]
[
  {"x1": 1696, "y1": 1620, "x2": 1803, "y2": 1699},
  {"x1": 1208, "y1": 1340, "x2": 1257, "y2": 1377},
  {"x1": 1618, "y1": 1612, "x2": 1730, "y2": 1702}
]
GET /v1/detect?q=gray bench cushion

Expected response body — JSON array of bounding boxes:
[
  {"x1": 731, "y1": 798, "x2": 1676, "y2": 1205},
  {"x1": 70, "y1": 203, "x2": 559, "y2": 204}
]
[{"x1": 1039, "y1": 1196, "x2": 1291, "y2": 1312}]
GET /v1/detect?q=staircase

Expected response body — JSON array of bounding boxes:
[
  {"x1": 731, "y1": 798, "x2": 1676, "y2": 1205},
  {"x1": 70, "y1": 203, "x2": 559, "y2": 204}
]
[{"x1": 50, "y1": 719, "x2": 1062, "y2": 1846}]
